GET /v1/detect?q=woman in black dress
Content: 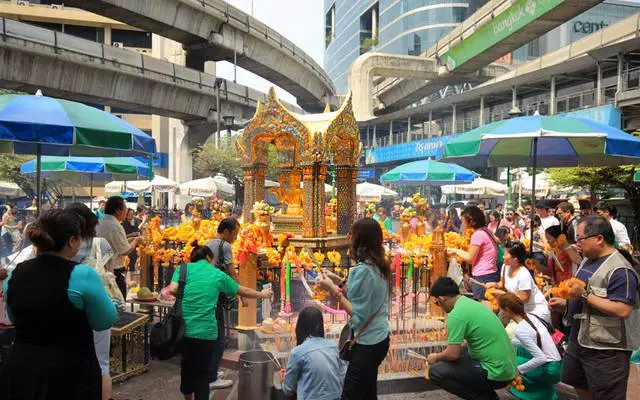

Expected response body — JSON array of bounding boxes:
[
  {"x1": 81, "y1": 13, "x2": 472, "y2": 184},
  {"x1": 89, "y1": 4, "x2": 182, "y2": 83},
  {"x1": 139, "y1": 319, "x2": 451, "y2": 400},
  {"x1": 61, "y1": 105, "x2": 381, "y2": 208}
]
[{"x1": 1, "y1": 209, "x2": 118, "y2": 400}]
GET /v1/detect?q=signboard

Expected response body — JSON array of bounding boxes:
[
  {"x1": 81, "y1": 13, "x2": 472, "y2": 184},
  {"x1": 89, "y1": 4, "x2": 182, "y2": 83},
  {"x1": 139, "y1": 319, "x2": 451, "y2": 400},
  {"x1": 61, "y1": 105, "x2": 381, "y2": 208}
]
[
  {"x1": 442, "y1": 0, "x2": 565, "y2": 71},
  {"x1": 135, "y1": 152, "x2": 168, "y2": 169},
  {"x1": 357, "y1": 168, "x2": 375, "y2": 179},
  {"x1": 364, "y1": 133, "x2": 463, "y2": 165}
]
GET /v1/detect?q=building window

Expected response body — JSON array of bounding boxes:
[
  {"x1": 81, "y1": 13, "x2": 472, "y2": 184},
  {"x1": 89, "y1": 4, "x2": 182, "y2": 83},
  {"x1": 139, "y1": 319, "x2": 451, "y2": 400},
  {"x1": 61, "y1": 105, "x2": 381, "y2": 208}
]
[
  {"x1": 527, "y1": 37, "x2": 540, "y2": 59},
  {"x1": 360, "y1": 2, "x2": 379, "y2": 54},
  {"x1": 111, "y1": 29, "x2": 152, "y2": 49},
  {"x1": 25, "y1": 20, "x2": 62, "y2": 32},
  {"x1": 326, "y1": 4, "x2": 335, "y2": 48},
  {"x1": 408, "y1": 33, "x2": 421, "y2": 56},
  {"x1": 64, "y1": 25, "x2": 105, "y2": 43}
]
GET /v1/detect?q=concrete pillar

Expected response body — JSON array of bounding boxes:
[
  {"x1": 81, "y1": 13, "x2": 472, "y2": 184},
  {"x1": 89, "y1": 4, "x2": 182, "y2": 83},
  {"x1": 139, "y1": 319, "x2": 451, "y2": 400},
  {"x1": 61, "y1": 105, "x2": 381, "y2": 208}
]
[
  {"x1": 550, "y1": 76, "x2": 557, "y2": 115},
  {"x1": 372, "y1": 124, "x2": 377, "y2": 147},
  {"x1": 511, "y1": 86, "x2": 517, "y2": 109},
  {"x1": 103, "y1": 25, "x2": 112, "y2": 45},
  {"x1": 407, "y1": 116, "x2": 412, "y2": 142},
  {"x1": 596, "y1": 62, "x2": 603, "y2": 106},
  {"x1": 389, "y1": 120, "x2": 393, "y2": 145},
  {"x1": 372, "y1": 7, "x2": 378, "y2": 42},
  {"x1": 428, "y1": 111, "x2": 433, "y2": 139},
  {"x1": 452, "y1": 104, "x2": 457, "y2": 134},
  {"x1": 422, "y1": 121, "x2": 426, "y2": 140},
  {"x1": 479, "y1": 96, "x2": 485, "y2": 126},
  {"x1": 617, "y1": 53, "x2": 624, "y2": 94}
]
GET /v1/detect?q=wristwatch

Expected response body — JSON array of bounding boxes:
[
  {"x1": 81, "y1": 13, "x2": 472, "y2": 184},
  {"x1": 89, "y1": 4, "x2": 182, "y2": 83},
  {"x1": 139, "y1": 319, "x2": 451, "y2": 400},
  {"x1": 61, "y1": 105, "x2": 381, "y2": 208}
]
[{"x1": 580, "y1": 288, "x2": 592, "y2": 302}]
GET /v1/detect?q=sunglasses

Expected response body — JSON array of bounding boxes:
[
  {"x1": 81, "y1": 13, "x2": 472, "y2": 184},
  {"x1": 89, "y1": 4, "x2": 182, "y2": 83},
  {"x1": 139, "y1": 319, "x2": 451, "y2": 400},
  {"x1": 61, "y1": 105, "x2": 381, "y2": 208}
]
[{"x1": 576, "y1": 234, "x2": 601, "y2": 243}]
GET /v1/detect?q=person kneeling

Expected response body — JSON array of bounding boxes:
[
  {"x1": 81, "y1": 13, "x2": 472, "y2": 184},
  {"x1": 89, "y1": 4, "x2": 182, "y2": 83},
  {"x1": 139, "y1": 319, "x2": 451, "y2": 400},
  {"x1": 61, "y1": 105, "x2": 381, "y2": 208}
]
[
  {"x1": 499, "y1": 293, "x2": 562, "y2": 400},
  {"x1": 426, "y1": 277, "x2": 517, "y2": 400},
  {"x1": 282, "y1": 307, "x2": 346, "y2": 400}
]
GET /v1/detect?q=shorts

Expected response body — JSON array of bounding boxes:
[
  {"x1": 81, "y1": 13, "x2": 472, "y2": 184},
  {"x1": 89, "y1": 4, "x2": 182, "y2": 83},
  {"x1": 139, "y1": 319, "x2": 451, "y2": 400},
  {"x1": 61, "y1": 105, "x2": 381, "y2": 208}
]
[
  {"x1": 93, "y1": 329, "x2": 111, "y2": 376},
  {"x1": 562, "y1": 340, "x2": 631, "y2": 400}
]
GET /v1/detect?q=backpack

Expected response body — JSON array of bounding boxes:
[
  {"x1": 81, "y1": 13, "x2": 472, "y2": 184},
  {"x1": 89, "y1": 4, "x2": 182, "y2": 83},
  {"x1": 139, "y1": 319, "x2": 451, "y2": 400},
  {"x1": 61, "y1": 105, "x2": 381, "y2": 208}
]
[
  {"x1": 150, "y1": 263, "x2": 187, "y2": 360},
  {"x1": 215, "y1": 240, "x2": 236, "y2": 310}
]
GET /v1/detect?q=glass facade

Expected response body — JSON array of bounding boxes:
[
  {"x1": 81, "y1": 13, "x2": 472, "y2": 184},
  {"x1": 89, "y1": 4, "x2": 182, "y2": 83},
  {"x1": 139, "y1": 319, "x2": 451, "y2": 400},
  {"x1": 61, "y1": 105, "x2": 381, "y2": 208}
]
[
  {"x1": 324, "y1": 0, "x2": 639, "y2": 95},
  {"x1": 324, "y1": 0, "x2": 478, "y2": 94}
]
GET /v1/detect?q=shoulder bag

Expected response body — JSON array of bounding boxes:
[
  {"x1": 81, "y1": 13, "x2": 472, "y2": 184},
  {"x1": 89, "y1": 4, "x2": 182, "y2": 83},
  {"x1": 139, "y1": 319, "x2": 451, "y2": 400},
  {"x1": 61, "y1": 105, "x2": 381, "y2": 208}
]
[
  {"x1": 338, "y1": 287, "x2": 387, "y2": 361},
  {"x1": 150, "y1": 263, "x2": 187, "y2": 360}
]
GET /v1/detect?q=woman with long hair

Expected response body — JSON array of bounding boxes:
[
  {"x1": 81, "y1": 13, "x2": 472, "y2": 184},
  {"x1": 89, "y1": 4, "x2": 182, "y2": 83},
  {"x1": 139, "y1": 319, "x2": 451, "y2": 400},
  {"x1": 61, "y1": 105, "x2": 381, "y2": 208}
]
[
  {"x1": 320, "y1": 218, "x2": 390, "y2": 400},
  {"x1": 544, "y1": 225, "x2": 575, "y2": 284},
  {"x1": 181, "y1": 203, "x2": 195, "y2": 223},
  {"x1": 447, "y1": 206, "x2": 499, "y2": 300},
  {"x1": 1, "y1": 209, "x2": 118, "y2": 400},
  {"x1": 488, "y1": 210, "x2": 501, "y2": 234},
  {"x1": 282, "y1": 307, "x2": 346, "y2": 400},
  {"x1": 486, "y1": 242, "x2": 550, "y2": 323},
  {"x1": 166, "y1": 241, "x2": 272, "y2": 400},
  {"x1": 498, "y1": 294, "x2": 562, "y2": 400}
]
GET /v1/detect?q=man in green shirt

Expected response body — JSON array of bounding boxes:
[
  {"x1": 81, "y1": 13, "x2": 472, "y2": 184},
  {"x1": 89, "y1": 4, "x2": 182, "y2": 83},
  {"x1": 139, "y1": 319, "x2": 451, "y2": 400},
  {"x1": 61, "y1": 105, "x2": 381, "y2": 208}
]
[{"x1": 427, "y1": 277, "x2": 517, "y2": 400}]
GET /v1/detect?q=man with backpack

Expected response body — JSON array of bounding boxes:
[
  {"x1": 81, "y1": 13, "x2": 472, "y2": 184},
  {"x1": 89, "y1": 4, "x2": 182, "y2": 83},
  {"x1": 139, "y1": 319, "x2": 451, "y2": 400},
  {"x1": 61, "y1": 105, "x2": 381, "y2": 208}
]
[{"x1": 205, "y1": 218, "x2": 242, "y2": 390}]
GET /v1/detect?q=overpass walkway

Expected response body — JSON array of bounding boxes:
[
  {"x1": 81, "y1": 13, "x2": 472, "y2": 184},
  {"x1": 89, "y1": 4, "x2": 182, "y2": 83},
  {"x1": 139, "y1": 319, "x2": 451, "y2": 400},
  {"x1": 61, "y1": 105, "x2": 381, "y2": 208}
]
[
  {"x1": 64, "y1": 0, "x2": 335, "y2": 111},
  {"x1": 0, "y1": 17, "x2": 300, "y2": 121}
]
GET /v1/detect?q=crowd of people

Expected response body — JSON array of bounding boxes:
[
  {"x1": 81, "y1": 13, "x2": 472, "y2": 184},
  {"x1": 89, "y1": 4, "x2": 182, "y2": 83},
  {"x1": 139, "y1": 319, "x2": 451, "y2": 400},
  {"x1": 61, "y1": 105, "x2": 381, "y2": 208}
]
[{"x1": 0, "y1": 193, "x2": 638, "y2": 400}]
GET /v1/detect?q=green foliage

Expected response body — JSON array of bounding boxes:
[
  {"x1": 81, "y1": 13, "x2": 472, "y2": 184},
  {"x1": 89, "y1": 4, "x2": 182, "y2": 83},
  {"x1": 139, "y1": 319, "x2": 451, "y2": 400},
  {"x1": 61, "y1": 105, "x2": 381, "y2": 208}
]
[
  {"x1": 360, "y1": 36, "x2": 378, "y2": 53},
  {"x1": 0, "y1": 154, "x2": 34, "y2": 195}
]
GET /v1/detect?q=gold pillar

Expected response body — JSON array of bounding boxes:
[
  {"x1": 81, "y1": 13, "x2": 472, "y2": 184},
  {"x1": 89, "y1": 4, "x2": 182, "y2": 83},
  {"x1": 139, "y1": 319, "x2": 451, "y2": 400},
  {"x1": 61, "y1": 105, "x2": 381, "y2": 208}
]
[
  {"x1": 429, "y1": 229, "x2": 446, "y2": 318},
  {"x1": 302, "y1": 164, "x2": 315, "y2": 237},
  {"x1": 242, "y1": 166, "x2": 255, "y2": 223},
  {"x1": 237, "y1": 253, "x2": 258, "y2": 329},
  {"x1": 255, "y1": 164, "x2": 266, "y2": 203},
  {"x1": 336, "y1": 166, "x2": 351, "y2": 235},
  {"x1": 316, "y1": 164, "x2": 328, "y2": 238},
  {"x1": 350, "y1": 167, "x2": 358, "y2": 225}
]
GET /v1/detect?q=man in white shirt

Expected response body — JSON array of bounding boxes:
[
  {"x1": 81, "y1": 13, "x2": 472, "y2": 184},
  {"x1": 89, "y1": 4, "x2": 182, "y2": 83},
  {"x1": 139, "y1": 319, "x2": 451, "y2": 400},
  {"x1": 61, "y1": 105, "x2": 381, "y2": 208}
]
[
  {"x1": 96, "y1": 196, "x2": 143, "y2": 299},
  {"x1": 536, "y1": 202, "x2": 560, "y2": 232},
  {"x1": 597, "y1": 204, "x2": 632, "y2": 252}
]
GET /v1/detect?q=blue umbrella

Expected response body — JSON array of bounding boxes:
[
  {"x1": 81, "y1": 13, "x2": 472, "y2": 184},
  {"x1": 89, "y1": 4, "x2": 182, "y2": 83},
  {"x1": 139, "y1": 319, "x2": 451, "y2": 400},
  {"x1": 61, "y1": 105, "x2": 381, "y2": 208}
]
[
  {"x1": 21, "y1": 156, "x2": 151, "y2": 209},
  {"x1": 380, "y1": 159, "x2": 476, "y2": 186},
  {"x1": 442, "y1": 114, "x2": 640, "y2": 253},
  {"x1": 0, "y1": 92, "x2": 156, "y2": 213}
]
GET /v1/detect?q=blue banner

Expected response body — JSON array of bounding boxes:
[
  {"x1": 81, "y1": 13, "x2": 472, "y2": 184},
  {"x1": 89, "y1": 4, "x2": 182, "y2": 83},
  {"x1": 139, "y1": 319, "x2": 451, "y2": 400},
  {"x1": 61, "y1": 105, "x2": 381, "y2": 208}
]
[
  {"x1": 365, "y1": 133, "x2": 463, "y2": 165},
  {"x1": 561, "y1": 104, "x2": 621, "y2": 129},
  {"x1": 358, "y1": 168, "x2": 375, "y2": 179}
]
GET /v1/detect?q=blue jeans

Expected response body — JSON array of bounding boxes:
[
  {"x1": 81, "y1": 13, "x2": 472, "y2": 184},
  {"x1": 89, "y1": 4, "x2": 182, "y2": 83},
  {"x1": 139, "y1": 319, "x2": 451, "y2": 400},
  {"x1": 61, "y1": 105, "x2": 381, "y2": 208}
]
[{"x1": 471, "y1": 272, "x2": 500, "y2": 300}]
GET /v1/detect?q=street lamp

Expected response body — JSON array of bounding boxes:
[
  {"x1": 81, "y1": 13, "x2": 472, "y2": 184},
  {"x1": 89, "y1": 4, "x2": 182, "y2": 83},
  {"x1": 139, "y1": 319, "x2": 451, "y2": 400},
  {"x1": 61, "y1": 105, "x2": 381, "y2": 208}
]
[{"x1": 223, "y1": 115, "x2": 235, "y2": 137}]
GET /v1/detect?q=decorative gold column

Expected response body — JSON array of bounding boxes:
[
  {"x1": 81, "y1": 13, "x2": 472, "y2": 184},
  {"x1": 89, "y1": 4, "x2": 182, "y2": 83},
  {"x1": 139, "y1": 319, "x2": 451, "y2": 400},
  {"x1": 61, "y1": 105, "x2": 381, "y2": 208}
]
[
  {"x1": 255, "y1": 164, "x2": 266, "y2": 204},
  {"x1": 242, "y1": 166, "x2": 255, "y2": 223},
  {"x1": 316, "y1": 164, "x2": 328, "y2": 238},
  {"x1": 237, "y1": 253, "x2": 258, "y2": 329},
  {"x1": 349, "y1": 167, "x2": 358, "y2": 226},
  {"x1": 336, "y1": 166, "x2": 351, "y2": 235},
  {"x1": 302, "y1": 164, "x2": 315, "y2": 237}
]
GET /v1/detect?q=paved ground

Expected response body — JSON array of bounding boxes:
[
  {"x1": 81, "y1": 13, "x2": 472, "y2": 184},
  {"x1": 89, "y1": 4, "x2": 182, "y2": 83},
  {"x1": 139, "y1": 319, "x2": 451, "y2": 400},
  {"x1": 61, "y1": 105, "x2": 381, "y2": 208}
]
[{"x1": 112, "y1": 357, "x2": 640, "y2": 400}]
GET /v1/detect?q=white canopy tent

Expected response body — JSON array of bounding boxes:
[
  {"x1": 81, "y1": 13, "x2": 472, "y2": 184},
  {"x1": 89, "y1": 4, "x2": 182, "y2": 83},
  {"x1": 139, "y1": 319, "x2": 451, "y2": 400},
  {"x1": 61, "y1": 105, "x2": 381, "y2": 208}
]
[
  {"x1": 211, "y1": 174, "x2": 235, "y2": 196},
  {"x1": 105, "y1": 175, "x2": 177, "y2": 193},
  {"x1": 0, "y1": 181, "x2": 24, "y2": 197},
  {"x1": 356, "y1": 182, "x2": 398, "y2": 201},
  {"x1": 179, "y1": 177, "x2": 218, "y2": 197},
  {"x1": 441, "y1": 177, "x2": 508, "y2": 197}
]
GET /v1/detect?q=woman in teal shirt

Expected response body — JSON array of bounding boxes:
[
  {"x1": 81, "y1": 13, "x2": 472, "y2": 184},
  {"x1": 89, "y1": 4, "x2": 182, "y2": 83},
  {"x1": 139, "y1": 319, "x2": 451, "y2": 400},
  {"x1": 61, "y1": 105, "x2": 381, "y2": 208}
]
[
  {"x1": 167, "y1": 242, "x2": 272, "y2": 400},
  {"x1": 320, "y1": 218, "x2": 390, "y2": 400}
]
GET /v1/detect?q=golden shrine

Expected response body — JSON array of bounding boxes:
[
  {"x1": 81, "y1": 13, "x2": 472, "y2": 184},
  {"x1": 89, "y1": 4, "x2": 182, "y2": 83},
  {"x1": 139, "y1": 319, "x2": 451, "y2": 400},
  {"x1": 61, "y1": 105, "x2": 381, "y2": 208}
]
[{"x1": 236, "y1": 88, "x2": 362, "y2": 239}]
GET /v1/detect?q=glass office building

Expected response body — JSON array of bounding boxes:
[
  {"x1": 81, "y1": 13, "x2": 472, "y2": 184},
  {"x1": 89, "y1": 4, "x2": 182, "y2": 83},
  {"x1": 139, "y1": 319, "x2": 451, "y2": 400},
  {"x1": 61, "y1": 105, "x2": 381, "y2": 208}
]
[
  {"x1": 324, "y1": 0, "x2": 639, "y2": 95},
  {"x1": 324, "y1": 0, "x2": 485, "y2": 94}
]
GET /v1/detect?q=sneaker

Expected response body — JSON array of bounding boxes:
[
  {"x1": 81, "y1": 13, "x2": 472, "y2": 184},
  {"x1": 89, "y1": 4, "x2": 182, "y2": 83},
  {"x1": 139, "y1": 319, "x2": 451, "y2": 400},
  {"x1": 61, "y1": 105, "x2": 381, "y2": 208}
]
[{"x1": 209, "y1": 378, "x2": 233, "y2": 390}]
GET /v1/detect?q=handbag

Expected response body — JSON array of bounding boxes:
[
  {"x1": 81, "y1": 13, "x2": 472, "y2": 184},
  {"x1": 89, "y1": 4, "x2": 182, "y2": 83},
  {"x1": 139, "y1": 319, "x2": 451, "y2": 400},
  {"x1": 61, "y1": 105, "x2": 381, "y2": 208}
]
[
  {"x1": 338, "y1": 287, "x2": 387, "y2": 361},
  {"x1": 150, "y1": 263, "x2": 187, "y2": 360}
]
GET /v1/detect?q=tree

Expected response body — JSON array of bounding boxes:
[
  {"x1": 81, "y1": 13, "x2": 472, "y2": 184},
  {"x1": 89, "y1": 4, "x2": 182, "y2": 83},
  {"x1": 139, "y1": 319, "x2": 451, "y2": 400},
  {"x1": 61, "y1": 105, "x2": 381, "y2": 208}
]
[
  {"x1": 192, "y1": 137, "x2": 279, "y2": 206},
  {"x1": 0, "y1": 154, "x2": 34, "y2": 197},
  {"x1": 548, "y1": 165, "x2": 639, "y2": 226}
]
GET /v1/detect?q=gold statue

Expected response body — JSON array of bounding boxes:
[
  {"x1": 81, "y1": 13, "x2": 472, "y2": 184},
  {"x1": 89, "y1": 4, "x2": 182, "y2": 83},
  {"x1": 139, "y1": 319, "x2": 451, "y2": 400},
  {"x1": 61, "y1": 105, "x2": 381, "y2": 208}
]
[{"x1": 269, "y1": 170, "x2": 304, "y2": 216}]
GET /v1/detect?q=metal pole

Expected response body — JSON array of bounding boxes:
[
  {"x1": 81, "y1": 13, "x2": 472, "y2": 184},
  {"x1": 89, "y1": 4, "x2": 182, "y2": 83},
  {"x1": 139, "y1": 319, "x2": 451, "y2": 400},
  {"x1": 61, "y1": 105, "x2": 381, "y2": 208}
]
[
  {"x1": 479, "y1": 96, "x2": 485, "y2": 125},
  {"x1": 452, "y1": 103, "x2": 457, "y2": 134},
  {"x1": 216, "y1": 82, "x2": 221, "y2": 148},
  {"x1": 596, "y1": 62, "x2": 603, "y2": 106},
  {"x1": 36, "y1": 144, "x2": 41, "y2": 216},
  {"x1": 550, "y1": 76, "x2": 557, "y2": 115},
  {"x1": 90, "y1": 174, "x2": 94, "y2": 211},
  {"x1": 530, "y1": 138, "x2": 538, "y2": 256}
]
